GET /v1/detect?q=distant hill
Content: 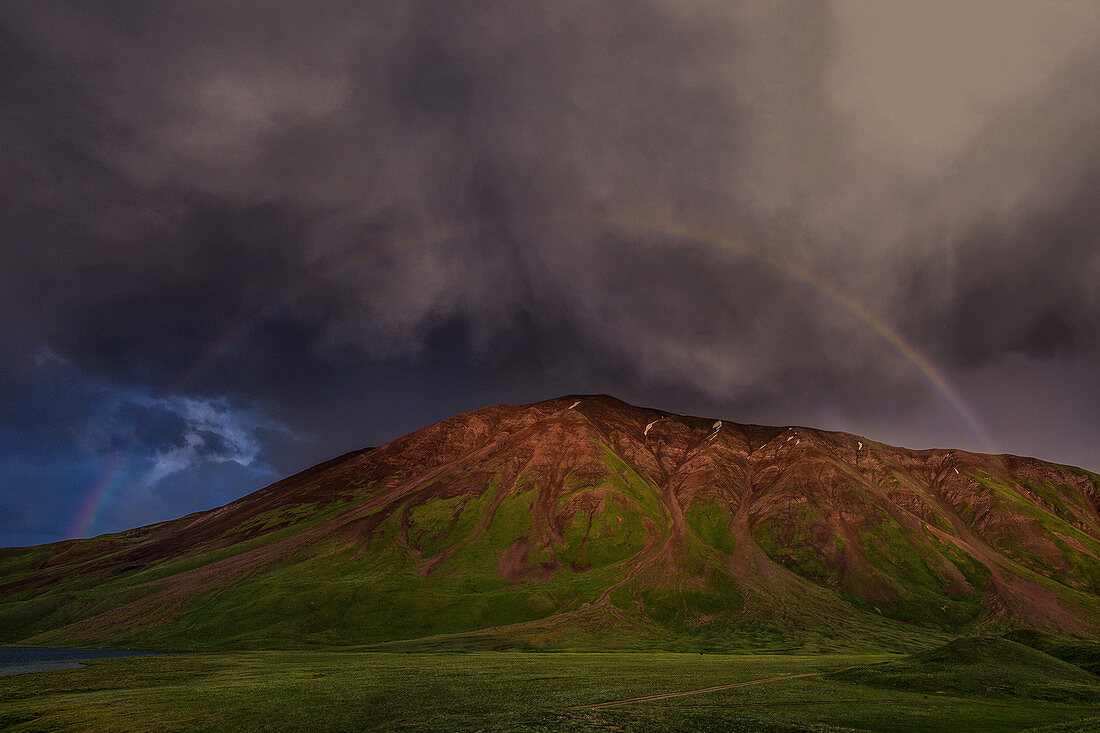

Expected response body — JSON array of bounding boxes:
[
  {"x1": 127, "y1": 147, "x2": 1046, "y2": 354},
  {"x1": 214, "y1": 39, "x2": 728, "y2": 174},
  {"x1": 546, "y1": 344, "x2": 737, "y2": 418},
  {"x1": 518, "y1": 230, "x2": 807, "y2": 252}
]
[
  {"x1": 1005, "y1": 629, "x2": 1100, "y2": 674},
  {"x1": 2, "y1": 395, "x2": 1099, "y2": 651},
  {"x1": 832, "y1": 636, "x2": 1100, "y2": 701}
]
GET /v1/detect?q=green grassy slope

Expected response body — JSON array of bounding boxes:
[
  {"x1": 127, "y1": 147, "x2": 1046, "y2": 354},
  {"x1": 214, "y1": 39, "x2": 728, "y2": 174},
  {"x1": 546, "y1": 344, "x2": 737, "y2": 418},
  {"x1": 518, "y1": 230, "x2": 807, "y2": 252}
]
[
  {"x1": 2, "y1": 395, "x2": 1099, "y2": 652},
  {"x1": 1005, "y1": 629, "x2": 1100, "y2": 675},
  {"x1": 831, "y1": 636, "x2": 1100, "y2": 702}
]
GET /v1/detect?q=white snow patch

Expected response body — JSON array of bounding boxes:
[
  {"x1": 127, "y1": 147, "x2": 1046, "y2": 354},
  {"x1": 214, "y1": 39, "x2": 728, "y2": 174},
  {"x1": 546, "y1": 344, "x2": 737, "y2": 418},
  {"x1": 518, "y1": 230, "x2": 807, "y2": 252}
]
[
  {"x1": 644, "y1": 420, "x2": 658, "y2": 436},
  {"x1": 857, "y1": 441, "x2": 862, "y2": 451},
  {"x1": 568, "y1": 400, "x2": 581, "y2": 410},
  {"x1": 954, "y1": 468, "x2": 960, "y2": 475},
  {"x1": 712, "y1": 421, "x2": 722, "y2": 429}
]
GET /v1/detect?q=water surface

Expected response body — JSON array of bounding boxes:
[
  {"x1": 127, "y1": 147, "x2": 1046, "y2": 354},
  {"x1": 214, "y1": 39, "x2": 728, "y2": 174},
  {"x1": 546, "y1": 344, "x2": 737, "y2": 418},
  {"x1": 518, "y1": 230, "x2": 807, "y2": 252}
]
[{"x1": 0, "y1": 647, "x2": 168, "y2": 676}]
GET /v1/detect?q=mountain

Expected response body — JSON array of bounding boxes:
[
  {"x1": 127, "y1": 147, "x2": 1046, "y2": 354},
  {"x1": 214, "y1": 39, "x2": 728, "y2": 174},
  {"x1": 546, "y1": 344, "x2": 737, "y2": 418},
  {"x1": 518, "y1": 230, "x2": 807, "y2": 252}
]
[{"x1": 2, "y1": 395, "x2": 1099, "y2": 651}]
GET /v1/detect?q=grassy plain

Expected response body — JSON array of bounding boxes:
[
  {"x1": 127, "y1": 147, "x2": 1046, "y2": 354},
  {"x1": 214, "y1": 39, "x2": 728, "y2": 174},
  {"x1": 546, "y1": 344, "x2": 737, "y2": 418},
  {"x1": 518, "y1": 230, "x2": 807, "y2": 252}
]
[{"x1": 3, "y1": 648, "x2": 1100, "y2": 732}]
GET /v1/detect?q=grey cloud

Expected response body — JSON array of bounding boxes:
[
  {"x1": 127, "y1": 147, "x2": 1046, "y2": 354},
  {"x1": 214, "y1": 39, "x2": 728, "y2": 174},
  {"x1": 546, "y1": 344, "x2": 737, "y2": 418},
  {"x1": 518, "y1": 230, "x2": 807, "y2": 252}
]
[
  {"x1": 107, "y1": 401, "x2": 192, "y2": 455},
  {"x1": 0, "y1": 0, "x2": 1097, "y2": 503}
]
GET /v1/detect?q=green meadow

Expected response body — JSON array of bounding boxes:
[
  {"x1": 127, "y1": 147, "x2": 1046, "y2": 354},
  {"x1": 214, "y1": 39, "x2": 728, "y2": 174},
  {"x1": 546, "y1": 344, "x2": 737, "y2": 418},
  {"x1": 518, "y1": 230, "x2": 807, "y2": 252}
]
[{"x1": 3, "y1": 644, "x2": 1100, "y2": 732}]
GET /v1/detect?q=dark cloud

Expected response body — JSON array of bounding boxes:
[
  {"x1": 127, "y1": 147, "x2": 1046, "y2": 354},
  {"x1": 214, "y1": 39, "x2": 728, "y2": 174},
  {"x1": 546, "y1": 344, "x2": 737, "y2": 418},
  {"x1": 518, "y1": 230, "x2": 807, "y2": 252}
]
[
  {"x1": 0, "y1": 338, "x2": 292, "y2": 543},
  {"x1": 1, "y1": 1, "x2": 1098, "y2": 544},
  {"x1": 107, "y1": 402, "x2": 192, "y2": 455},
  {"x1": 921, "y1": 170, "x2": 1100, "y2": 366}
]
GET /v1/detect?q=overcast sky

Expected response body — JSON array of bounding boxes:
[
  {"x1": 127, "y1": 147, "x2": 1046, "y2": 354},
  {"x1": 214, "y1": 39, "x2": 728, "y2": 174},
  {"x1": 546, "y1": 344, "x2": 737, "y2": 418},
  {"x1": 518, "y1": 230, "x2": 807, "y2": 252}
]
[{"x1": 2, "y1": 1, "x2": 1098, "y2": 546}]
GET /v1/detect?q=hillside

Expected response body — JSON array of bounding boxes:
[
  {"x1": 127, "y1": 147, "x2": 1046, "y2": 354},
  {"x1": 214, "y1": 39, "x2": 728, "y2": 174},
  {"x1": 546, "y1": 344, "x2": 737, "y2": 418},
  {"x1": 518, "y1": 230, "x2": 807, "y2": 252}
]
[
  {"x1": 2, "y1": 395, "x2": 1099, "y2": 651},
  {"x1": 831, "y1": 636, "x2": 1100, "y2": 701}
]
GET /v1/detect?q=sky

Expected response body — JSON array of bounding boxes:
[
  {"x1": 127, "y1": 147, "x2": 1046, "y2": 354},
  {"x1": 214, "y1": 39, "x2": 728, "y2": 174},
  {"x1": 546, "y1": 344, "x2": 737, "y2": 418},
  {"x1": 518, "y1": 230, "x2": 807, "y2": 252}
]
[{"x1": 1, "y1": 1, "x2": 1098, "y2": 547}]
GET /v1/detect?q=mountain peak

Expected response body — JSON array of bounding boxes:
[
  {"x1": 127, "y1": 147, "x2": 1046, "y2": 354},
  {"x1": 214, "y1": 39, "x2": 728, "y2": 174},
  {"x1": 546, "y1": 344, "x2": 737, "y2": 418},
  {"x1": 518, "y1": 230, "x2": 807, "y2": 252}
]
[{"x1": 2, "y1": 395, "x2": 1099, "y2": 651}]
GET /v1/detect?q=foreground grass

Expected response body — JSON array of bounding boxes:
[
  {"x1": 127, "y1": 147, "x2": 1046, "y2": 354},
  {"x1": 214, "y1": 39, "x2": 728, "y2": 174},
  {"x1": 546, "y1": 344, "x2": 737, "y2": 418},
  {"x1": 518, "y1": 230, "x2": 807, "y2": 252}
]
[{"x1": 2, "y1": 650, "x2": 1099, "y2": 732}]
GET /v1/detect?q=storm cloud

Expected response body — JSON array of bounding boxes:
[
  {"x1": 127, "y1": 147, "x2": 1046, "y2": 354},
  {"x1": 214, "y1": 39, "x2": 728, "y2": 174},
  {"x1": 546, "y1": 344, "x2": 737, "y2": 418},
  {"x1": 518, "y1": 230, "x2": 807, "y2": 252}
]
[{"x1": 1, "y1": 1, "x2": 1098, "y2": 544}]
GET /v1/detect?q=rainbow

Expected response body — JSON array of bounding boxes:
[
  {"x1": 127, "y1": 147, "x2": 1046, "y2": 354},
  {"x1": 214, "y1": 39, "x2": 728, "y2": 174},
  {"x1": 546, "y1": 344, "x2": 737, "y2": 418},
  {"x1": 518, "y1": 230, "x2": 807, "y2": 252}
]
[
  {"x1": 68, "y1": 451, "x2": 128, "y2": 540},
  {"x1": 584, "y1": 216, "x2": 998, "y2": 454},
  {"x1": 67, "y1": 221, "x2": 486, "y2": 538},
  {"x1": 68, "y1": 214, "x2": 996, "y2": 538}
]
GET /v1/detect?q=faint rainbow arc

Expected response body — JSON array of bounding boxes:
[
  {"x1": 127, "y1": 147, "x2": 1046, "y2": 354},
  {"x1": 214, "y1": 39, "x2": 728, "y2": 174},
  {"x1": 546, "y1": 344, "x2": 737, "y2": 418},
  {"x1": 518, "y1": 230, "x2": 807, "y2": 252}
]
[
  {"x1": 68, "y1": 214, "x2": 997, "y2": 537},
  {"x1": 67, "y1": 221, "x2": 486, "y2": 538},
  {"x1": 585, "y1": 215, "x2": 998, "y2": 454},
  {"x1": 68, "y1": 452, "x2": 128, "y2": 540}
]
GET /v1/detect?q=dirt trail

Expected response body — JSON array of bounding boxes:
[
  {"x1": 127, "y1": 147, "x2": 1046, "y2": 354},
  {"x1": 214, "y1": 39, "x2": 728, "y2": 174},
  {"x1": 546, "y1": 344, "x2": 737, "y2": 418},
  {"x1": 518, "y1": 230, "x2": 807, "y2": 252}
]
[{"x1": 574, "y1": 672, "x2": 822, "y2": 709}]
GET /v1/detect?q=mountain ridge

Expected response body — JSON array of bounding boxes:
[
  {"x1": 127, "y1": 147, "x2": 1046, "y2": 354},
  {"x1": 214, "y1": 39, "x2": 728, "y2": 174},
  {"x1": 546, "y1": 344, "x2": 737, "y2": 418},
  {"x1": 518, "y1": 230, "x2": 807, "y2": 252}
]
[{"x1": 2, "y1": 394, "x2": 1099, "y2": 651}]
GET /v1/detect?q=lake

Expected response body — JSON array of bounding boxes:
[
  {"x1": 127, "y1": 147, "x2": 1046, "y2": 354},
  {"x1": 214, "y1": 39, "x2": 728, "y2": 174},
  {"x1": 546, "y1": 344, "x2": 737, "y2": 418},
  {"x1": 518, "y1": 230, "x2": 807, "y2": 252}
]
[{"x1": 0, "y1": 647, "x2": 170, "y2": 676}]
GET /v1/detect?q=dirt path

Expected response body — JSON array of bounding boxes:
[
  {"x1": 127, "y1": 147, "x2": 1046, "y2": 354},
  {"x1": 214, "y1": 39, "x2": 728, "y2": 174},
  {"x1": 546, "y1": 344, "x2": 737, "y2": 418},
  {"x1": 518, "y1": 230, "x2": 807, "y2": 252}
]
[{"x1": 574, "y1": 672, "x2": 822, "y2": 709}]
